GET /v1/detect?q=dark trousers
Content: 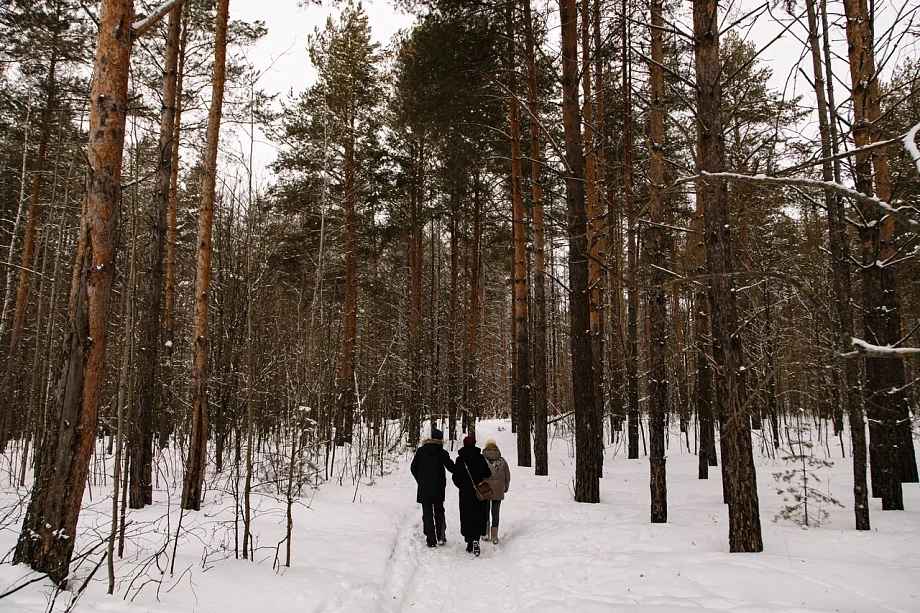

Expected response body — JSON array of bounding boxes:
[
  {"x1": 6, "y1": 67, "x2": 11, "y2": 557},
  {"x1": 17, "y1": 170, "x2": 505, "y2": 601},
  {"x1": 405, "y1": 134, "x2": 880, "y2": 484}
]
[
  {"x1": 421, "y1": 501, "x2": 446, "y2": 545},
  {"x1": 488, "y1": 499, "x2": 502, "y2": 528}
]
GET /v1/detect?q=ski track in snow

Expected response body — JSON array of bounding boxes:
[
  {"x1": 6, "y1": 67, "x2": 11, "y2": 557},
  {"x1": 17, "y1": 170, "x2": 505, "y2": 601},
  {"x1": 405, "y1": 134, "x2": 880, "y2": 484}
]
[{"x1": 1, "y1": 418, "x2": 919, "y2": 612}]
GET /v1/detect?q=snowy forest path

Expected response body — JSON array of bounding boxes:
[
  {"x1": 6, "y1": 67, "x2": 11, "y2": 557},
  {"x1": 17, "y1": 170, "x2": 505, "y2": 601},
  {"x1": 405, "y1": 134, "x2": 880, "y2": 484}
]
[
  {"x1": 3, "y1": 419, "x2": 918, "y2": 613},
  {"x1": 316, "y1": 419, "x2": 920, "y2": 613},
  {"x1": 318, "y1": 421, "x2": 534, "y2": 612},
  {"x1": 388, "y1": 516, "x2": 524, "y2": 612},
  {"x1": 366, "y1": 420, "x2": 644, "y2": 612}
]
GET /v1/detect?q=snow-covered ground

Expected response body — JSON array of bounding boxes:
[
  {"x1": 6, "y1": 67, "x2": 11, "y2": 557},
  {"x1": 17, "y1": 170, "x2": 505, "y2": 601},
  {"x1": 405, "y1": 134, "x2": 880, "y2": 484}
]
[{"x1": 1, "y1": 419, "x2": 918, "y2": 612}]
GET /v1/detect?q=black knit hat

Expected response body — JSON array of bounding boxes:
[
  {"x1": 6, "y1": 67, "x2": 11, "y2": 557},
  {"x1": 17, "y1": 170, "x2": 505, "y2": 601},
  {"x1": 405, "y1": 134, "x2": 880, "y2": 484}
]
[{"x1": 431, "y1": 428, "x2": 444, "y2": 440}]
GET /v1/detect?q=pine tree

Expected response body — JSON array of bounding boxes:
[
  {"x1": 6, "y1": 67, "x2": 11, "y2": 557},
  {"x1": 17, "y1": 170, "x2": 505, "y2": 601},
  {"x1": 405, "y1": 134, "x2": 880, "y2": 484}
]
[
  {"x1": 307, "y1": 1, "x2": 383, "y2": 446},
  {"x1": 183, "y1": 0, "x2": 231, "y2": 511}
]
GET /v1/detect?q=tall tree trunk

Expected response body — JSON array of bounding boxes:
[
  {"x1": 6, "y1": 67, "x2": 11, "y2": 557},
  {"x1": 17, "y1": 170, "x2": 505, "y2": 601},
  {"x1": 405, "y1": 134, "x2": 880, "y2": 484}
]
[
  {"x1": 622, "y1": 0, "x2": 640, "y2": 461},
  {"x1": 183, "y1": 0, "x2": 230, "y2": 511},
  {"x1": 13, "y1": 0, "x2": 135, "y2": 585},
  {"x1": 586, "y1": 0, "x2": 606, "y2": 474},
  {"x1": 561, "y1": 0, "x2": 599, "y2": 503},
  {"x1": 693, "y1": 0, "x2": 762, "y2": 552},
  {"x1": 131, "y1": 2, "x2": 182, "y2": 509},
  {"x1": 108, "y1": 191, "x2": 138, "y2": 593},
  {"x1": 408, "y1": 141, "x2": 424, "y2": 446},
  {"x1": 806, "y1": 0, "x2": 869, "y2": 529},
  {"x1": 507, "y1": 0, "x2": 532, "y2": 467},
  {"x1": 0, "y1": 54, "x2": 58, "y2": 450},
  {"x1": 242, "y1": 193, "x2": 255, "y2": 559},
  {"x1": 466, "y1": 169, "x2": 482, "y2": 440},
  {"x1": 669, "y1": 242, "x2": 690, "y2": 439},
  {"x1": 161, "y1": 9, "x2": 188, "y2": 448},
  {"x1": 647, "y1": 0, "x2": 667, "y2": 523},
  {"x1": 524, "y1": 0, "x2": 548, "y2": 476},
  {"x1": 336, "y1": 130, "x2": 358, "y2": 446},
  {"x1": 842, "y1": 0, "x2": 917, "y2": 511},
  {"x1": 448, "y1": 198, "x2": 459, "y2": 444},
  {"x1": 606, "y1": 199, "x2": 626, "y2": 437},
  {"x1": 693, "y1": 163, "x2": 716, "y2": 477},
  {"x1": 763, "y1": 281, "x2": 780, "y2": 451},
  {"x1": 428, "y1": 217, "x2": 440, "y2": 430}
]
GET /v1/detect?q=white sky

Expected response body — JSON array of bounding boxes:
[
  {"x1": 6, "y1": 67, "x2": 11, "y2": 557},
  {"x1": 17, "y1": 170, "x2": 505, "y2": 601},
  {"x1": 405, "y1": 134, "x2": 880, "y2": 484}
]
[
  {"x1": 226, "y1": 0, "x2": 918, "y2": 177},
  {"x1": 229, "y1": 0, "x2": 414, "y2": 175},
  {"x1": 233, "y1": 0, "x2": 415, "y2": 95}
]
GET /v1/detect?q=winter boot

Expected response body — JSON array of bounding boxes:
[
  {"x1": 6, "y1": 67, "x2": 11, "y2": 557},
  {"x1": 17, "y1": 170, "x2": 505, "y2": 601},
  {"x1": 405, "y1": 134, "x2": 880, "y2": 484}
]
[
  {"x1": 485, "y1": 521, "x2": 490, "y2": 536},
  {"x1": 436, "y1": 521, "x2": 447, "y2": 546},
  {"x1": 466, "y1": 540, "x2": 474, "y2": 553},
  {"x1": 472, "y1": 540, "x2": 481, "y2": 557},
  {"x1": 490, "y1": 527, "x2": 499, "y2": 544}
]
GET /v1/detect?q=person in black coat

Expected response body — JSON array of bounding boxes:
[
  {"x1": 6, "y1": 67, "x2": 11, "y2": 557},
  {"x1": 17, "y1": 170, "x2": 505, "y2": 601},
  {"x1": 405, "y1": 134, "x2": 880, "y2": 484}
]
[
  {"x1": 451, "y1": 435, "x2": 492, "y2": 556},
  {"x1": 410, "y1": 428, "x2": 455, "y2": 547}
]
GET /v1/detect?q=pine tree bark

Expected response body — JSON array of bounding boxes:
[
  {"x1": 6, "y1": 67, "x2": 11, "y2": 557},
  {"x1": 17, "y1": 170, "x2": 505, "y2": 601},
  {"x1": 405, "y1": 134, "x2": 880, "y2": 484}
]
[
  {"x1": 131, "y1": 2, "x2": 182, "y2": 509},
  {"x1": 428, "y1": 217, "x2": 440, "y2": 431},
  {"x1": 448, "y1": 197, "x2": 459, "y2": 445},
  {"x1": 561, "y1": 0, "x2": 599, "y2": 503},
  {"x1": 622, "y1": 0, "x2": 640, "y2": 461},
  {"x1": 806, "y1": 0, "x2": 869, "y2": 529},
  {"x1": 13, "y1": 0, "x2": 135, "y2": 585},
  {"x1": 162, "y1": 4, "x2": 188, "y2": 448},
  {"x1": 693, "y1": 173, "x2": 716, "y2": 477},
  {"x1": 606, "y1": 206, "x2": 627, "y2": 437},
  {"x1": 336, "y1": 132, "x2": 358, "y2": 446},
  {"x1": 525, "y1": 0, "x2": 548, "y2": 476},
  {"x1": 408, "y1": 141, "x2": 424, "y2": 446},
  {"x1": 841, "y1": 0, "x2": 917, "y2": 511},
  {"x1": 183, "y1": 0, "x2": 230, "y2": 511},
  {"x1": 465, "y1": 169, "x2": 482, "y2": 440},
  {"x1": 507, "y1": 0, "x2": 532, "y2": 467},
  {"x1": 586, "y1": 0, "x2": 606, "y2": 474},
  {"x1": 647, "y1": 0, "x2": 668, "y2": 523},
  {"x1": 693, "y1": 0, "x2": 762, "y2": 552},
  {"x1": 669, "y1": 243, "x2": 690, "y2": 439}
]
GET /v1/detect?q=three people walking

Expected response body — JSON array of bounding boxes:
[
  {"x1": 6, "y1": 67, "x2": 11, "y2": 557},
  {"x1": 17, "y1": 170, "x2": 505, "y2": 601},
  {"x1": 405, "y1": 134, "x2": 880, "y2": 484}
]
[
  {"x1": 412, "y1": 429, "x2": 512, "y2": 556},
  {"x1": 410, "y1": 428, "x2": 455, "y2": 548}
]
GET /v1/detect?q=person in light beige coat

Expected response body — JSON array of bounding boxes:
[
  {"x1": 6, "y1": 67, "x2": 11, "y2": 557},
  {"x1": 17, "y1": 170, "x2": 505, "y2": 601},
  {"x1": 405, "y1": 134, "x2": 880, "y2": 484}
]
[{"x1": 482, "y1": 439, "x2": 511, "y2": 544}]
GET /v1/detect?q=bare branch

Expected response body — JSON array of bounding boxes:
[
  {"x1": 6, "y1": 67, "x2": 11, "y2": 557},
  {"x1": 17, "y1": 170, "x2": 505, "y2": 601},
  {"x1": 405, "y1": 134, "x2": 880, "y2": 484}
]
[
  {"x1": 782, "y1": 133, "x2": 904, "y2": 176},
  {"x1": 678, "y1": 171, "x2": 920, "y2": 237}
]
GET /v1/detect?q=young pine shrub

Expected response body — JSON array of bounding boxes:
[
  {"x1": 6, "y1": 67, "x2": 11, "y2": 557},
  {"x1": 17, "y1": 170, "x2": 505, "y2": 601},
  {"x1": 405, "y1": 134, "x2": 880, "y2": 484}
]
[{"x1": 772, "y1": 410, "x2": 842, "y2": 528}]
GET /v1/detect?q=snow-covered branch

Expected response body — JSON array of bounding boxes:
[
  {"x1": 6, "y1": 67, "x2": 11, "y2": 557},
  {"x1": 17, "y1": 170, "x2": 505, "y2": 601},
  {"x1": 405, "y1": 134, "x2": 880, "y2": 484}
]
[
  {"x1": 132, "y1": 0, "x2": 185, "y2": 40},
  {"x1": 679, "y1": 171, "x2": 920, "y2": 238},
  {"x1": 904, "y1": 122, "x2": 920, "y2": 175},
  {"x1": 845, "y1": 337, "x2": 920, "y2": 358}
]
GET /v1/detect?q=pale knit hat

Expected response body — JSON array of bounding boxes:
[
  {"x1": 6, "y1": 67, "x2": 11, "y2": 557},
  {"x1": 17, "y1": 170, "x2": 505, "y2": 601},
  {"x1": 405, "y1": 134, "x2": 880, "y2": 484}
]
[{"x1": 485, "y1": 439, "x2": 497, "y2": 447}]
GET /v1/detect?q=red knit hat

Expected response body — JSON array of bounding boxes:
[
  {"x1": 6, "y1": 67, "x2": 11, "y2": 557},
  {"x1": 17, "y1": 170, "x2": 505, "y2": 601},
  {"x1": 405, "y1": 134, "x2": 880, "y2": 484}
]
[{"x1": 463, "y1": 435, "x2": 476, "y2": 447}]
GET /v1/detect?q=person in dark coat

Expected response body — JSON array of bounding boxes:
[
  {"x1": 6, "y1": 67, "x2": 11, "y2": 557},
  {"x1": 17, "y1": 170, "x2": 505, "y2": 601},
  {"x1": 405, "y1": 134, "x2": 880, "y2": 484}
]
[
  {"x1": 451, "y1": 435, "x2": 492, "y2": 556},
  {"x1": 410, "y1": 428, "x2": 455, "y2": 547}
]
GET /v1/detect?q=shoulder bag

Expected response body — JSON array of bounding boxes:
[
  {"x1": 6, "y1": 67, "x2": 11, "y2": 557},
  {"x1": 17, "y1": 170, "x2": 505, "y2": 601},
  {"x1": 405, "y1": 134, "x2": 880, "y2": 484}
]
[{"x1": 464, "y1": 462, "x2": 493, "y2": 501}]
